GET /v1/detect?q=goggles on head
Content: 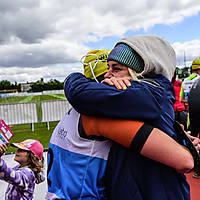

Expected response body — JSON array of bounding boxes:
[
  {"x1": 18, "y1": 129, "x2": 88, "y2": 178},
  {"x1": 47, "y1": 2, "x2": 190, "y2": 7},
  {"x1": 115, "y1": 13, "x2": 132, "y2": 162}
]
[{"x1": 81, "y1": 54, "x2": 107, "y2": 83}]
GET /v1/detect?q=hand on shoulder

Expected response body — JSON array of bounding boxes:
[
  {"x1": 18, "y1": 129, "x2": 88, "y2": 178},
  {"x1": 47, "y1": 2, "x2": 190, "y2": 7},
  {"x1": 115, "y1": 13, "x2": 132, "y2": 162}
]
[{"x1": 101, "y1": 77, "x2": 131, "y2": 90}]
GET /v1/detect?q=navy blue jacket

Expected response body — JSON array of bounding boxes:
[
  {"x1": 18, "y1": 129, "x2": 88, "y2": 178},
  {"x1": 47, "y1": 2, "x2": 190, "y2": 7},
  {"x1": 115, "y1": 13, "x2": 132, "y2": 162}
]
[{"x1": 64, "y1": 72, "x2": 190, "y2": 200}]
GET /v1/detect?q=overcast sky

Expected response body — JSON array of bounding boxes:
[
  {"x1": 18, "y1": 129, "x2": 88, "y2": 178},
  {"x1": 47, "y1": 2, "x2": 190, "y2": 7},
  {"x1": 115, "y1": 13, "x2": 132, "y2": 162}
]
[{"x1": 1, "y1": 0, "x2": 200, "y2": 83}]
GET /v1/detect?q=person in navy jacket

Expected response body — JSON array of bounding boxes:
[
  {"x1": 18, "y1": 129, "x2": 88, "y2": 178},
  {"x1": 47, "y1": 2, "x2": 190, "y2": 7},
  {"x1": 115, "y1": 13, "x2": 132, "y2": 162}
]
[{"x1": 64, "y1": 35, "x2": 192, "y2": 200}]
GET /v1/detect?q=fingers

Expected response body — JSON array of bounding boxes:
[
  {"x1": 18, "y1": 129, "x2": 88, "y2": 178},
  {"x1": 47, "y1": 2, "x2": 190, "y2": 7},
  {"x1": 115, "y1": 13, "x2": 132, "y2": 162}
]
[
  {"x1": 102, "y1": 77, "x2": 131, "y2": 90},
  {"x1": 187, "y1": 133, "x2": 195, "y2": 140},
  {"x1": 187, "y1": 133, "x2": 199, "y2": 142},
  {"x1": 185, "y1": 132, "x2": 200, "y2": 152},
  {"x1": 196, "y1": 144, "x2": 200, "y2": 152},
  {"x1": 190, "y1": 137, "x2": 200, "y2": 151},
  {"x1": 180, "y1": 124, "x2": 184, "y2": 130},
  {"x1": 0, "y1": 143, "x2": 8, "y2": 157},
  {"x1": 109, "y1": 77, "x2": 125, "y2": 90},
  {"x1": 194, "y1": 142, "x2": 200, "y2": 152},
  {"x1": 123, "y1": 78, "x2": 132, "y2": 87},
  {"x1": 101, "y1": 78, "x2": 114, "y2": 86}
]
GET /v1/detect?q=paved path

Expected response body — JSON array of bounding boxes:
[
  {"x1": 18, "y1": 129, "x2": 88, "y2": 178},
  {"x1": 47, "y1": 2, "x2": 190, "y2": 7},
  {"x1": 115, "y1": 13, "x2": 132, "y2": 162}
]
[
  {"x1": 1, "y1": 153, "x2": 200, "y2": 200},
  {"x1": 186, "y1": 172, "x2": 200, "y2": 200},
  {"x1": 0, "y1": 153, "x2": 47, "y2": 200}
]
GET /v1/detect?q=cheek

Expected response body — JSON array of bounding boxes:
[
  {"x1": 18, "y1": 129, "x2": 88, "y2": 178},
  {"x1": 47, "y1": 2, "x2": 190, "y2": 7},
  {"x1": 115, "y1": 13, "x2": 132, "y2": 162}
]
[
  {"x1": 22, "y1": 152, "x2": 29, "y2": 161},
  {"x1": 14, "y1": 155, "x2": 18, "y2": 160},
  {"x1": 114, "y1": 73, "x2": 122, "y2": 78},
  {"x1": 25, "y1": 153, "x2": 29, "y2": 160},
  {"x1": 104, "y1": 72, "x2": 110, "y2": 78},
  {"x1": 116, "y1": 71, "x2": 130, "y2": 78},
  {"x1": 123, "y1": 68, "x2": 130, "y2": 76}
]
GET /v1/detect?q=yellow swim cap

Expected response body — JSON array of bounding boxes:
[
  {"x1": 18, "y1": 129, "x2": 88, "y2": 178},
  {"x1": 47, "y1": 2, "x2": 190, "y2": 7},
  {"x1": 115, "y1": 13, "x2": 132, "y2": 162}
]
[
  {"x1": 81, "y1": 49, "x2": 111, "y2": 80},
  {"x1": 192, "y1": 58, "x2": 200, "y2": 70}
]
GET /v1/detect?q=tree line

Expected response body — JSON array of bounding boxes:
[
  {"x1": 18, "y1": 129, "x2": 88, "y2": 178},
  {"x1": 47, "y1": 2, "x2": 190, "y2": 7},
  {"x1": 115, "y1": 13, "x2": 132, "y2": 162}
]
[
  {"x1": 0, "y1": 67, "x2": 191, "y2": 93},
  {"x1": 0, "y1": 78, "x2": 64, "y2": 93}
]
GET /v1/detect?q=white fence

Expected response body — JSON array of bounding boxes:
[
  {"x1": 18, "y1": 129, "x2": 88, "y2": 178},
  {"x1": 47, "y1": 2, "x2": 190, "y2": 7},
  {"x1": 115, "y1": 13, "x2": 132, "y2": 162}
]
[
  {"x1": 41, "y1": 100, "x2": 69, "y2": 122},
  {"x1": 0, "y1": 102, "x2": 38, "y2": 125},
  {"x1": 0, "y1": 100, "x2": 69, "y2": 126}
]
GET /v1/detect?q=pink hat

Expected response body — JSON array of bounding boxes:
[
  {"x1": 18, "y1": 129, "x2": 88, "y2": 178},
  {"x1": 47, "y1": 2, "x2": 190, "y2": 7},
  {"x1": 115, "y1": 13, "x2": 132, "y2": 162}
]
[{"x1": 11, "y1": 139, "x2": 43, "y2": 160}]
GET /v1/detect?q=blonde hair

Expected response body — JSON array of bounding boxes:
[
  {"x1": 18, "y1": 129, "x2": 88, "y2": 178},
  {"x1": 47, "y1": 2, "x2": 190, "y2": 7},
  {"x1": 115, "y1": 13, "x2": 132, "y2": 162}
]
[
  {"x1": 128, "y1": 68, "x2": 141, "y2": 81},
  {"x1": 27, "y1": 151, "x2": 44, "y2": 175},
  {"x1": 128, "y1": 67, "x2": 162, "y2": 88}
]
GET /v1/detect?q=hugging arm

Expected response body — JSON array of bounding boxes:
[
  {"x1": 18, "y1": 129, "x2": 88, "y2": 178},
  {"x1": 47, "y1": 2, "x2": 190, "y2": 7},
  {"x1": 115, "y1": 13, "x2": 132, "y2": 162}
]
[
  {"x1": 64, "y1": 73, "x2": 160, "y2": 120},
  {"x1": 79, "y1": 115, "x2": 195, "y2": 174}
]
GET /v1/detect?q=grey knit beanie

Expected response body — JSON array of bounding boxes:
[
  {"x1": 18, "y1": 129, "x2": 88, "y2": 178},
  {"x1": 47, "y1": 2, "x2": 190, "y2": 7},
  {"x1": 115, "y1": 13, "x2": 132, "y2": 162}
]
[{"x1": 107, "y1": 43, "x2": 144, "y2": 73}]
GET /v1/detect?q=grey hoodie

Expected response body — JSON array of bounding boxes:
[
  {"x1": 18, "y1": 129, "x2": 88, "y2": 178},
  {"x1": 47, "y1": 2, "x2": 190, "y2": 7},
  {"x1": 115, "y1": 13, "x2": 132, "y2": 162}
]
[{"x1": 117, "y1": 34, "x2": 176, "y2": 81}]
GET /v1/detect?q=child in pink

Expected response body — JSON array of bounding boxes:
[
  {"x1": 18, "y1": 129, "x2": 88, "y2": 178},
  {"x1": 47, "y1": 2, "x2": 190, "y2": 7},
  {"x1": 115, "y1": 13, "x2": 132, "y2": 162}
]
[{"x1": 0, "y1": 139, "x2": 45, "y2": 200}]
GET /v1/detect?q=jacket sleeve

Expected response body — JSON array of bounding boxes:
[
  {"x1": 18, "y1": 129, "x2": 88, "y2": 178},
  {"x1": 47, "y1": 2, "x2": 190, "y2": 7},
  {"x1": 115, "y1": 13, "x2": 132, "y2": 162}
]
[
  {"x1": 80, "y1": 115, "x2": 153, "y2": 153},
  {"x1": 64, "y1": 72, "x2": 162, "y2": 120},
  {"x1": 0, "y1": 158, "x2": 35, "y2": 189}
]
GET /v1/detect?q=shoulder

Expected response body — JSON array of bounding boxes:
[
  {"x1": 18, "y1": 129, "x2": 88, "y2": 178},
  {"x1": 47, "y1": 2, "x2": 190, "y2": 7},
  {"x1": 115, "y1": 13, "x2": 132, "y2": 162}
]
[
  {"x1": 20, "y1": 167, "x2": 35, "y2": 180},
  {"x1": 187, "y1": 74, "x2": 198, "y2": 80},
  {"x1": 142, "y1": 74, "x2": 172, "y2": 90}
]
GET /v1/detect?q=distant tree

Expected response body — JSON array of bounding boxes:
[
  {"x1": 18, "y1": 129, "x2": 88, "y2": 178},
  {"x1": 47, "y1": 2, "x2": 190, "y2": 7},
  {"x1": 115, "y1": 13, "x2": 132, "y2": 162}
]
[
  {"x1": 0, "y1": 80, "x2": 22, "y2": 92},
  {"x1": 47, "y1": 79, "x2": 64, "y2": 90},
  {"x1": 30, "y1": 81, "x2": 45, "y2": 92},
  {"x1": 15, "y1": 82, "x2": 21, "y2": 92},
  {"x1": 29, "y1": 79, "x2": 64, "y2": 92},
  {"x1": 0, "y1": 80, "x2": 14, "y2": 90}
]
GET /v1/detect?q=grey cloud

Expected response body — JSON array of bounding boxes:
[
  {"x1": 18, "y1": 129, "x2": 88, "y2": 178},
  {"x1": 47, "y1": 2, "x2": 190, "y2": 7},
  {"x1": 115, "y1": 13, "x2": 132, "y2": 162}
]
[
  {"x1": 1, "y1": 0, "x2": 200, "y2": 71},
  {"x1": 172, "y1": 39, "x2": 200, "y2": 66},
  {"x1": 0, "y1": 0, "x2": 55, "y2": 44},
  {"x1": 0, "y1": 0, "x2": 37, "y2": 13},
  {"x1": 0, "y1": 47, "x2": 77, "y2": 67}
]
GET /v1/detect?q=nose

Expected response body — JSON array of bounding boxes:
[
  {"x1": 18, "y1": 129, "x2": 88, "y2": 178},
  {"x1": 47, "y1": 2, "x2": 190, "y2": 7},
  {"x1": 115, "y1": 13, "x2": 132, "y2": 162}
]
[{"x1": 104, "y1": 69, "x2": 113, "y2": 78}]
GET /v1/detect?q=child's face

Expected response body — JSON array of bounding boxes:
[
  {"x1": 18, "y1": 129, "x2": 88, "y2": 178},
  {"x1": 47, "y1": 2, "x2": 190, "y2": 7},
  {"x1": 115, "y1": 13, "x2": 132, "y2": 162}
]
[{"x1": 14, "y1": 148, "x2": 29, "y2": 167}]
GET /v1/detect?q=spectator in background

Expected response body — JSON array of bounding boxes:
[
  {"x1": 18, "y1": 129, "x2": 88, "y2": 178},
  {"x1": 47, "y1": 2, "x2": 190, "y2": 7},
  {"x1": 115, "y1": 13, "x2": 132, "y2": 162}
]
[
  {"x1": 180, "y1": 58, "x2": 200, "y2": 130},
  {"x1": 172, "y1": 71, "x2": 187, "y2": 130},
  {"x1": 180, "y1": 58, "x2": 200, "y2": 178},
  {"x1": 180, "y1": 58, "x2": 200, "y2": 109}
]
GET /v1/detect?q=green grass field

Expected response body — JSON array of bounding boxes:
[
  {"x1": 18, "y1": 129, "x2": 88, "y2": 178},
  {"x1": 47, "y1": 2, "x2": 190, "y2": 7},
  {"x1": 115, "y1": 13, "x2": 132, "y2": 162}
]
[
  {"x1": 0, "y1": 93, "x2": 66, "y2": 153},
  {"x1": 6, "y1": 121, "x2": 59, "y2": 153},
  {"x1": 0, "y1": 93, "x2": 65, "y2": 104}
]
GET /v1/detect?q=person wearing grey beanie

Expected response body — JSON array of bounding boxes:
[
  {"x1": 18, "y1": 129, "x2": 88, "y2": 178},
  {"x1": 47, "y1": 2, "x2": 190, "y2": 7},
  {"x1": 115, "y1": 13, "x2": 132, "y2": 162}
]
[
  {"x1": 47, "y1": 48, "x2": 200, "y2": 200},
  {"x1": 107, "y1": 43, "x2": 144, "y2": 73},
  {"x1": 64, "y1": 34, "x2": 193, "y2": 200}
]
